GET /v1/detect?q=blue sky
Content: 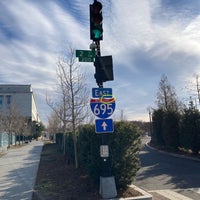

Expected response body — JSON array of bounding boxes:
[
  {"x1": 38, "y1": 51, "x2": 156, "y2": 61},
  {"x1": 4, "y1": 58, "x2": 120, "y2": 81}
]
[{"x1": 1, "y1": 0, "x2": 200, "y2": 125}]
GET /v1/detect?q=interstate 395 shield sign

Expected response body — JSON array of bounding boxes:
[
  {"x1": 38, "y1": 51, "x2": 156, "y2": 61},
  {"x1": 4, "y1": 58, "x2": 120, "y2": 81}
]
[{"x1": 90, "y1": 96, "x2": 116, "y2": 119}]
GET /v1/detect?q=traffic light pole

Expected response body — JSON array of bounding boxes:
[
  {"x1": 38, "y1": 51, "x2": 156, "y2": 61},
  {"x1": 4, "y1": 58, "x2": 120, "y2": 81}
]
[
  {"x1": 95, "y1": 40, "x2": 103, "y2": 88},
  {"x1": 95, "y1": 40, "x2": 117, "y2": 198},
  {"x1": 95, "y1": 39, "x2": 109, "y2": 173},
  {"x1": 95, "y1": 41, "x2": 101, "y2": 57},
  {"x1": 90, "y1": 1, "x2": 117, "y2": 198}
]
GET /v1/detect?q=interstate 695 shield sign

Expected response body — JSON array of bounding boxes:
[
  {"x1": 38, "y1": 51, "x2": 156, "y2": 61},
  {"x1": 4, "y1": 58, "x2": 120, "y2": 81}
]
[{"x1": 90, "y1": 97, "x2": 115, "y2": 119}]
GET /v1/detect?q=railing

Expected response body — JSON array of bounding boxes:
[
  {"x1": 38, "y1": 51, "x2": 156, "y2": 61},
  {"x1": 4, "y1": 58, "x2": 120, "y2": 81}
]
[{"x1": 0, "y1": 132, "x2": 16, "y2": 152}]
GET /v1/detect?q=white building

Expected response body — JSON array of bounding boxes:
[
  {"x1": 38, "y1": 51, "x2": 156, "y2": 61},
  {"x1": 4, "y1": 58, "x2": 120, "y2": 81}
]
[{"x1": 0, "y1": 84, "x2": 40, "y2": 122}]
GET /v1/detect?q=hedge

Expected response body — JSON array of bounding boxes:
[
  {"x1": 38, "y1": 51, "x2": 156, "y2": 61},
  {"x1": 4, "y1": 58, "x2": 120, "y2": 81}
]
[{"x1": 78, "y1": 121, "x2": 141, "y2": 189}]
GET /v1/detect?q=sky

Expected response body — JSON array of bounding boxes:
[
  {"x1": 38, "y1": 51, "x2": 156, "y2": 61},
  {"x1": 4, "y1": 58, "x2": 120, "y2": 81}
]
[{"x1": 1, "y1": 0, "x2": 200, "y2": 125}]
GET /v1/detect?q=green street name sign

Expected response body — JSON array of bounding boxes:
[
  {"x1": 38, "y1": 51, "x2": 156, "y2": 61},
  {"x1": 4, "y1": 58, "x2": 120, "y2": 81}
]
[{"x1": 76, "y1": 50, "x2": 96, "y2": 62}]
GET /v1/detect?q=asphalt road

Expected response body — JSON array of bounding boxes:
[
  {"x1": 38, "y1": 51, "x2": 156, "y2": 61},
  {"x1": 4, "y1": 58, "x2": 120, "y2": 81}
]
[
  {"x1": 0, "y1": 141, "x2": 43, "y2": 200},
  {"x1": 134, "y1": 137, "x2": 200, "y2": 199}
]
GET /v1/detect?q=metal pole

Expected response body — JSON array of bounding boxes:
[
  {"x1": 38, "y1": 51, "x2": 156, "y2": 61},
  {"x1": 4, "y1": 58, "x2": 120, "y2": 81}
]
[
  {"x1": 95, "y1": 41, "x2": 103, "y2": 88},
  {"x1": 94, "y1": 40, "x2": 117, "y2": 199},
  {"x1": 95, "y1": 40, "x2": 109, "y2": 176},
  {"x1": 196, "y1": 75, "x2": 200, "y2": 105}
]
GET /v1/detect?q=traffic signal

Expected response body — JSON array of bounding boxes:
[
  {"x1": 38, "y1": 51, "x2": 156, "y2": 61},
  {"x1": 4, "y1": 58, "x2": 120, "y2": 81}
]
[
  {"x1": 90, "y1": 0, "x2": 103, "y2": 41},
  {"x1": 94, "y1": 56, "x2": 114, "y2": 84}
]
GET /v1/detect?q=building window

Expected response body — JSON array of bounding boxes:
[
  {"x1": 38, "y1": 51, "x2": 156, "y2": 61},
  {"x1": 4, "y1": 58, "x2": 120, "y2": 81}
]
[
  {"x1": 6, "y1": 95, "x2": 11, "y2": 105},
  {"x1": 0, "y1": 95, "x2": 3, "y2": 107}
]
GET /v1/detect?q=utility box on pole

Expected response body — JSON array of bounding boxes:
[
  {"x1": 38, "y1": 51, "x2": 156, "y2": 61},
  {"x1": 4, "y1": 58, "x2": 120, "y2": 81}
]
[{"x1": 94, "y1": 55, "x2": 114, "y2": 84}]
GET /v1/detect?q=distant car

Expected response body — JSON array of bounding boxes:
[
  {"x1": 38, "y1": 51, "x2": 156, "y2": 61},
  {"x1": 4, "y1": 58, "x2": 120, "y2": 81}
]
[
  {"x1": 25, "y1": 136, "x2": 32, "y2": 143},
  {"x1": 25, "y1": 139, "x2": 29, "y2": 143}
]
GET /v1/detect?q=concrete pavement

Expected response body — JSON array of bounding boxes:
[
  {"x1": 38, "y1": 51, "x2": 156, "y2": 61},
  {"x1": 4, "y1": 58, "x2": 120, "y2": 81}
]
[
  {"x1": 0, "y1": 141, "x2": 43, "y2": 200},
  {"x1": 134, "y1": 138, "x2": 200, "y2": 199}
]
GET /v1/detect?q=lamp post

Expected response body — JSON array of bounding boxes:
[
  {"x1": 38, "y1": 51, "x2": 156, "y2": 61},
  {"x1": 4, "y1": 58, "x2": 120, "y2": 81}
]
[
  {"x1": 147, "y1": 106, "x2": 153, "y2": 137},
  {"x1": 35, "y1": 122, "x2": 40, "y2": 140}
]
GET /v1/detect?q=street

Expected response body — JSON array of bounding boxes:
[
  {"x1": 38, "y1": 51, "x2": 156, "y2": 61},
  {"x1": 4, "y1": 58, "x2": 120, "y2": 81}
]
[
  {"x1": 134, "y1": 137, "x2": 200, "y2": 199},
  {"x1": 0, "y1": 141, "x2": 43, "y2": 200}
]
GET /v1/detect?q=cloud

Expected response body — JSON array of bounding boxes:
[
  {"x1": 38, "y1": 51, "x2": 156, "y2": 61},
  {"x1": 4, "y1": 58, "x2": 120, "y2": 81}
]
[{"x1": 1, "y1": 0, "x2": 200, "y2": 124}]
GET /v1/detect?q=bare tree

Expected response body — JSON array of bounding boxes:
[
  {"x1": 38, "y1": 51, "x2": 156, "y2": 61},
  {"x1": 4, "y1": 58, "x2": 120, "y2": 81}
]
[
  {"x1": 156, "y1": 74, "x2": 181, "y2": 111},
  {"x1": 47, "y1": 110, "x2": 62, "y2": 140},
  {"x1": 47, "y1": 46, "x2": 89, "y2": 168},
  {"x1": 14, "y1": 116, "x2": 29, "y2": 145},
  {"x1": 0, "y1": 111, "x2": 4, "y2": 131},
  {"x1": 196, "y1": 75, "x2": 200, "y2": 105},
  {"x1": 0, "y1": 104, "x2": 29, "y2": 147}
]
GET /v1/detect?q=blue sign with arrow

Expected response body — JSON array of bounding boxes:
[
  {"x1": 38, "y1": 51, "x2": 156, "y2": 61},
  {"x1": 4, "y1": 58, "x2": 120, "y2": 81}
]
[{"x1": 95, "y1": 119, "x2": 114, "y2": 133}]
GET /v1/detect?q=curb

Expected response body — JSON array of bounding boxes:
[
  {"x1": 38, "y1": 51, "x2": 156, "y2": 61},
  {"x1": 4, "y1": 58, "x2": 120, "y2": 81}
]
[
  {"x1": 146, "y1": 142, "x2": 200, "y2": 162},
  {"x1": 105, "y1": 185, "x2": 152, "y2": 200}
]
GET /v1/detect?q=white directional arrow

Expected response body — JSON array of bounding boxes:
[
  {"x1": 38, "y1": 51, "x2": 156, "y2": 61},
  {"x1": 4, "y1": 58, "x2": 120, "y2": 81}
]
[
  {"x1": 95, "y1": 118, "x2": 114, "y2": 133},
  {"x1": 102, "y1": 121, "x2": 107, "y2": 131}
]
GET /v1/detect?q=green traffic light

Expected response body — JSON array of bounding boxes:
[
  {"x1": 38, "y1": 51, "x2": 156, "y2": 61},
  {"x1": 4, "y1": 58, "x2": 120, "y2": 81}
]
[
  {"x1": 89, "y1": 1, "x2": 103, "y2": 41},
  {"x1": 93, "y1": 29, "x2": 102, "y2": 39}
]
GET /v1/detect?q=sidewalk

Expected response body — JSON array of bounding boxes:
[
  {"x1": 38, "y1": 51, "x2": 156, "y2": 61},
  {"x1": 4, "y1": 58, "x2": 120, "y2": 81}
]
[{"x1": 0, "y1": 141, "x2": 43, "y2": 200}]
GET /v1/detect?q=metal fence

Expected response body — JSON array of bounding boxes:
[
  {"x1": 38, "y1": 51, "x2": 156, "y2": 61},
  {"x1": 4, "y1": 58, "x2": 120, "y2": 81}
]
[{"x1": 0, "y1": 132, "x2": 16, "y2": 152}]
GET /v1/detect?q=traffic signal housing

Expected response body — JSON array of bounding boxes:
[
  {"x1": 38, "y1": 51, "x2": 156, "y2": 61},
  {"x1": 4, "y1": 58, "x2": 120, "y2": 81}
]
[
  {"x1": 94, "y1": 56, "x2": 114, "y2": 85},
  {"x1": 90, "y1": 0, "x2": 103, "y2": 41}
]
